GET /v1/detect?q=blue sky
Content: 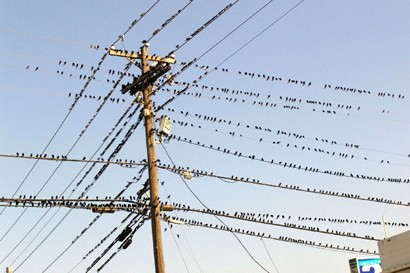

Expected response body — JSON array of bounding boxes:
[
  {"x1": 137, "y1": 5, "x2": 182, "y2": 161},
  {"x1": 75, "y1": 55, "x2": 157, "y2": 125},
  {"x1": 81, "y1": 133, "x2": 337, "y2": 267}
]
[{"x1": 1, "y1": 1, "x2": 410, "y2": 273}]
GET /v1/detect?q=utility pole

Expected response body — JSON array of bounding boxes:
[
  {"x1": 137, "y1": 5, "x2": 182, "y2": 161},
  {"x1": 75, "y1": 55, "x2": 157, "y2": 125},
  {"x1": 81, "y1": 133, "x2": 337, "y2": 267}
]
[{"x1": 109, "y1": 42, "x2": 175, "y2": 273}]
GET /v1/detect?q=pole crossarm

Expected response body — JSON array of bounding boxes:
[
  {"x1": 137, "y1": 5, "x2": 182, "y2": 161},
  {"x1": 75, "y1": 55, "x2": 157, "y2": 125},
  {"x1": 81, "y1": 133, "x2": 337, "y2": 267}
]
[
  {"x1": 121, "y1": 63, "x2": 171, "y2": 95},
  {"x1": 109, "y1": 48, "x2": 176, "y2": 64}
]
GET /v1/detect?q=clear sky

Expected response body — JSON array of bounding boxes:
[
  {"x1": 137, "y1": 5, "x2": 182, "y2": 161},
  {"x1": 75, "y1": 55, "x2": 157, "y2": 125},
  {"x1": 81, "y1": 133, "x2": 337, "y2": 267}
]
[{"x1": 1, "y1": 1, "x2": 410, "y2": 273}]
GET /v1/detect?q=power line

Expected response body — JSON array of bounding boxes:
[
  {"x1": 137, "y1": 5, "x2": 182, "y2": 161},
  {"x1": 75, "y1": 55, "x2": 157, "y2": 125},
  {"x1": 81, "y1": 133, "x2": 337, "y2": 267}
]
[
  {"x1": 3, "y1": 197, "x2": 407, "y2": 228},
  {"x1": 160, "y1": 143, "x2": 271, "y2": 273},
  {"x1": 172, "y1": 0, "x2": 240, "y2": 53},
  {"x1": 261, "y1": 238, "x2": 280, "y2": 273},
  {"x1": 168, "y1": 134, "x2": 410, "y2": 183},
  {"x1": 156, "y1": 162, "x2": 410, "y2": 207},
  {"x1": 214, "y1": 0, "x2": 305, "y2": 68},
  {"x1": 185, "y1": 62, "x2": 407, "y2": 103},
  {"x1": 0, "y1": 7, "x2": 157, "y2": 249},
  {"x1": 164, "y1": 106, "x2": 410, "y2": 159},
  {"x1": 4, "y1": 1, "x2": 406, "y2": 272},
  {"x1": 168, "y1": 202, "x2": 380, "y2": 241},
  {"x1": 12, "y1": 168, "x2": 147, "y2": 272},
  {"x1": 147, "y1": 0, "x2": 195, "y2": 43},
  {"x1": 153, "y1": 0, "x2": 307, "y2": 123},
  {"x1": 0, "y1": 0, "x2": 159, "y2": 217},
  {"x1": 163, "y1": 215, "x2": 379, "y2": 255},
  {"x1": 152, "y1": 0, "x2": 275, "y2": 112},
  {"x1": 67, "y1": 212, "x2": 135, "y2": 273},
  {"x1": 85, "y1": 214, "x2": 146, "y2": 273},
  {"x1": 167, "y1": 116, "x2": 408, "y2": 168},
  {"x1": 0, "y1": 63, "x2": 132, "y2": 248},
  {"x1": 167, "y1": 225, "x2": 191, "y2": 273},
  {"x1": 1, "y1": 103, "x2": 142, "y2": 268},
  {"x1": 2, "y1": 153, "x2": 408, "y2": 207}
]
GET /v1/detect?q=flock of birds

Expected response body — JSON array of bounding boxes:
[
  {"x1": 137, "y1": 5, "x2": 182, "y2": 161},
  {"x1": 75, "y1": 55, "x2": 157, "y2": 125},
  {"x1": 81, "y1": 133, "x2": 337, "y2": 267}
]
[
  {"x1": 12, "y1": 147, "x2": 408, "y2": 185},
  {"x1": 9, "y1": 151, "x2": 410, "y2": 207},
  {"x1": 25, "y1": 54, "x2": 405, "y2": 110},
  {"x1": 8, "y1": 102, "x2": 144, "y2": 208},
  {"x1": 165, "y1": 134, "x2": 410, "y2": 183},
  {"x1": 174, "y1": 1, "x2": 237, "y2": 50},
  {"x1": 85, "y1": 215, "x2": 145, "y2": 273},
  {"x1": 8, "y1": 3, "x2": 407, "y2": 270},
  {"x1": 154, "y1": 161, "x2": 410, "y2": 207},
  {"x1": 216, "y1": 67, "x2": 406, "y2": 100},
  {"x1": 23, "y1": 57, "x2": 404, "y2": 125},
  {"x1": 58, "y1": 172, "x2": 148, "y2": 272},
  {"x1": 166, "y1": 107, "x2": 363, "y2": 149},
  {"x1": 169, "y1": 116, "x2": 398, "y2": 166},
  {"x1": 167, "y1": 202, "x2": 386, "y2": 241},
  {"x1": 175, "y1": 62, "x2": 407, "y2": 102},
  {"x1": 68, "y1": 93, "x2": 126, "y2": 103},
  {"x1": 161, "y1": 84, "x2": 392, "y2": 116},
  {"x1": 162, "y1": 215, "x2": 378, "y2": 255},
  {"x1": 2, "y1": 196, "x2": 407, "y2": 228},
  {"x1": 173, "y1": 80, "x2": 362, "y2": 112},
  {"x1": 0, "y1": 197, "x2": 147, "y2": 212}
]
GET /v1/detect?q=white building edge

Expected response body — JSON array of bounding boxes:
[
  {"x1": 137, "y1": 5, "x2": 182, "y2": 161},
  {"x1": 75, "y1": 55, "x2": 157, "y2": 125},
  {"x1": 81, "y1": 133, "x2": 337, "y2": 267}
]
[{"x1": 378, "y1": 229, "x2": 410, "y2": 273}]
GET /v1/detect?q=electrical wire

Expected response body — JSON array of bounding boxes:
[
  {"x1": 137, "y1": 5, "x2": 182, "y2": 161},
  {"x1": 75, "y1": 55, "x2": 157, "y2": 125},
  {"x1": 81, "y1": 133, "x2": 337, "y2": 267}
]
[
  {"x1": 157, "y1": 162, "x2": 410, "y2": 207},
  {"x1": 158, "y1": 171, "x2": 204, "y2": 272},
  {"x1": 3, "y1": 198, "x2": 407, "y2": 228},
  {"x1": 147, "y1": 0, "x2": 195, "y2": 43},
  {"x1": 172, "y1": 0, "x2": 240, "y2": 53},
  {"x1": 168, "y1": 134, "x2": 409, "y2": 183},
  {"x1": 167, "y1": 225, "x2": 191, "y2": 273},
  {"x1": 87, "y1": 214, "x2": 146, "y2": 272},
  {"x1": 3, "y1": 154, "x2": 408, "y2": 207},
  {"x1": 167, "y1": 116, "x2": 408, "y2": 168},
  {"x1": 169, "y1": 202, "x2": 380, "y2": 241},
  {"x1": 164, "y1": 106, "x2": 410, "y2": 159},
  {"x1": 41, "y1": 167, "x2": 147, "y2": 272},
  {"x1": 66, "y1": 212, "x2": 135, "y2": 273},
  {"x1": 3, "y1": 1, "x2": 239, "y2": 260},
  {"x1": 261, "y1": 238, "x2": 280, "y2": 273},
  {"x1": 153, "y1": 0, "x2": 306, "y2": 118},
  {"x1": 5, "y1": 102, "x2": 141, "y2": 268},
  {"x1": 13, "y1": 167, "x2": 146, "y2": 272},
  {"x1": 160, "y1": 143, "x2": 271, "y2": 273},
  {"x1": 215, "y1": 0, "x2": 305, "y2": 68},
  {"x1": 166, "y1": 215, "x2": 379, "y2": 255},
  {"x1": 0, "y1": 0, "x2": 158, "y2": 218},
  {"x1": 0, "y1": 63, "x2": 132, "y2": 259}
]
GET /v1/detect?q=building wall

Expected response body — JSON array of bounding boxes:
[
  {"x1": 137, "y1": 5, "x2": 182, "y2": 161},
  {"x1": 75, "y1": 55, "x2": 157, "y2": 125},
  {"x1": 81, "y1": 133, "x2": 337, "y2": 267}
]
[{"x1": 378, "y1": 230, "x2": 410, "y2": 273}]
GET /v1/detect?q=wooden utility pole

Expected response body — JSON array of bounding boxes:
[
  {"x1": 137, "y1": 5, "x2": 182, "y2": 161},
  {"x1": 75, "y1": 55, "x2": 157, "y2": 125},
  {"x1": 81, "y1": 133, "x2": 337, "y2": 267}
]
[
  {"x1": 109, "y1": 42, "x2": 175, "y2": 273},
  {"x1": 141, "y1": 44, "x2": 165, "y2": 273}
]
